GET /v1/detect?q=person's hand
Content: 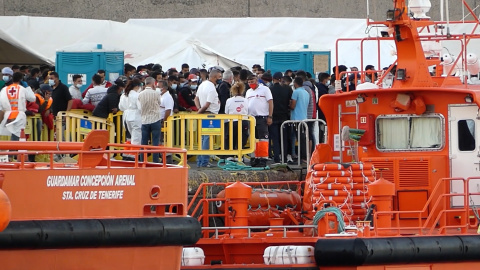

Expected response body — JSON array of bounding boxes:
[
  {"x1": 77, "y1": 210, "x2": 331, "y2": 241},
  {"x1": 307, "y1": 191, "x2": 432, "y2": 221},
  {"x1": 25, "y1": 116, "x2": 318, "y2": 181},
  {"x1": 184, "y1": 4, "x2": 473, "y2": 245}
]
[
  {"x1": 174, "y1": 109, "x2": 179, "y2": 113},
  {"x1": 267, "y1": 117, "x2": 273, "y2": 126},
  {"x1": 112, "y1": 108, "x2": 118, "y2": 113},
  {"x1": 186, "y1": 108, "x2": 192, "y2": 112}
]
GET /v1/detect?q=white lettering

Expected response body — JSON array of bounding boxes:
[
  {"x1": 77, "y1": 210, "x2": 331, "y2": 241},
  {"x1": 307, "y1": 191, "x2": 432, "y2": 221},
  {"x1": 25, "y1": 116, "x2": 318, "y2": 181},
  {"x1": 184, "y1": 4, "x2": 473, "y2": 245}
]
[
  {"x1": 47, "y1": 176, "x2": 80, "y2": 187},
  {"x1": 74, "y1": 191, "x2": 89, "y2": 200},
  {"x1": 115, "y1": 175, "x2": 136, "y2": 186},
  {"x1": 80, "y1": 174, "x2": 115, "y2": 187},
  {"x1": 98, "y1": 190, "x2": 124, "y2": 200},
  {"x1": 62, "y1": 191, "x2": 73, "y2": 200}
]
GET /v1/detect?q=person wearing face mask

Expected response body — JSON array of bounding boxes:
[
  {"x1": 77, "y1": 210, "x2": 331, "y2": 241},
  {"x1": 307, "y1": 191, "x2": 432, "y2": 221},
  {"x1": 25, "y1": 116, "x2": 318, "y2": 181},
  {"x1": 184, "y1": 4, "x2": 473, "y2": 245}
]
[
  {"x1": 194, "y1": 69, "x2": 222, "y2": 168},
  {"x1": 119, "y1": 78, "x2": 142, "y2": 148},
  {"x1": 0, "y1": 72, "x2": 36, "y2": 140},
  {"x1": 177, "y1": 74, "x2": 198, "y2": 112},
  {"x1": 68, "y1": 74, "x2": 83, "y2": 100},
  {"x1": 245, "y1": 74, "x2": 274, "y2": 167},
  {"x1": 49, "y1": 71, "x2": 73, "y2": 117},
  {"x1": 26, "y1": 68, "x2": 41, "y2": 91},
  {"x1": 0, "y1": 67, "x2": 12, "y2": 91},
  {"x1": 167, "y1": 75, "x2": 184, "y2": 112},
  {"x1": 82, "y1": 69, "x2": 113, "y2": 98}
]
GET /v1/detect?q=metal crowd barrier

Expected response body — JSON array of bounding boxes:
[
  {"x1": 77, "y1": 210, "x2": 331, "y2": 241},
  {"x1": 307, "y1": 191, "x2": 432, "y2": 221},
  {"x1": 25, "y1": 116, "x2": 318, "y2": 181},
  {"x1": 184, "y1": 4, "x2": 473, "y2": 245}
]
[
  {"x1": 55, "y1": 111, "x2": 115, "y2": 143},
  {"x1": 165, "y1": 114, "x2": 256, "y2": 160},
  {"x1": 0, "y1": 115, "x2": 54, "y2": 141},
  {"x1": 280, "y1": 119, "x2": 327, "y2": 166}
]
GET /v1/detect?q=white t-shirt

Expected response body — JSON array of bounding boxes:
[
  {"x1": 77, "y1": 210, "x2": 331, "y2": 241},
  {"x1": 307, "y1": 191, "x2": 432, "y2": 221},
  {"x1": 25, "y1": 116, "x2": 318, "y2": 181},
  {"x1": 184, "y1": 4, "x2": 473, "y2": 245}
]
[
  {"x1": 196, "y1": 80, "x2": 220, "y2": 114},
  {"x1": 245, "y1": 84, "x2": 273, "y2": 116},
  {"x1": 225, "y1": 96, "x2": 248, "y2": 115},
  {"x1": 68, "y1": 85, "x2": 82, "y2": 100},
  {"x1": 160, "y1": 91, "x2": 174, "y2": 120}
]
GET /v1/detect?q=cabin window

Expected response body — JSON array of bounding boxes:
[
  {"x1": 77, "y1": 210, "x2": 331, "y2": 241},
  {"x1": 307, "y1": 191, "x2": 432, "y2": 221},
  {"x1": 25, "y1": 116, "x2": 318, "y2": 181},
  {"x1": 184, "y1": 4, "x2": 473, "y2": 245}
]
[
  {"x1": 457, "y1": 119, "x2": 475, "y2": 151},
  {"x1": 377, "y1": 115, "x2": 443, "y2": 151}
]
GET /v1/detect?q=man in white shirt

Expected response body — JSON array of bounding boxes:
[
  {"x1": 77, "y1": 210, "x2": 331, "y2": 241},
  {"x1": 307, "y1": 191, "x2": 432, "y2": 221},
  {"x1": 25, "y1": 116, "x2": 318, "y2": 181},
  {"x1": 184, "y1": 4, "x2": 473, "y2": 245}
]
[
  {"x1": 194, "y1": 69, "x2": 222, "y2": 167},
  {"x1": 69, "y1": 74, "x2": 83, "y2": 100},
  {"x1": 245, "y1": 74, "x2": 273, "y2": 166},
  {"x1": 158, "y1": 80, "x2": 174, "y2": 144},
  {"x1": 137, "y1": 77, "x2": 162, "y2": 163}
]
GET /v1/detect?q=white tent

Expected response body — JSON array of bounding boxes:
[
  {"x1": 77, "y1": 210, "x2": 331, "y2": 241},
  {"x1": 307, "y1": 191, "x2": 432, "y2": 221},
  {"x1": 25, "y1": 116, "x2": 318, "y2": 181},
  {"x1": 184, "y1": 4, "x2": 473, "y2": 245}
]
[
  {"x1": 0, "y1": 16, "x2": 246, "y2": 69},
  {"x1": 127, "y1": 17, "x2": 397, "y2": 71}
]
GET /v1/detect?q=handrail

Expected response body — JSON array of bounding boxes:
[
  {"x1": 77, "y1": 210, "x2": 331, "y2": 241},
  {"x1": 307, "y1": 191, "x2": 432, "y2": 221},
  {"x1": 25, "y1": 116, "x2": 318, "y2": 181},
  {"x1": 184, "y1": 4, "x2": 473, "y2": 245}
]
[
  {"x1": 202, "y1": 224, "x2": 319, "y2": 239},
  {"x1": 374, "y1": 177, "x2": 480, "y2": 235},
  {"x1": 188, "y1": 181, "x2": 303, "y2": 238}
]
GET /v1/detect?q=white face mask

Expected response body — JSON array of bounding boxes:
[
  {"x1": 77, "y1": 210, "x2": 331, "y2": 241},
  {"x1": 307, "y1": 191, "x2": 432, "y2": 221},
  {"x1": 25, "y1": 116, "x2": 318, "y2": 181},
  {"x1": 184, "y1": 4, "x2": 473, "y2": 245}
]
[{"x1": 75, "y1": 84, "x2": 82, "y2": 88}]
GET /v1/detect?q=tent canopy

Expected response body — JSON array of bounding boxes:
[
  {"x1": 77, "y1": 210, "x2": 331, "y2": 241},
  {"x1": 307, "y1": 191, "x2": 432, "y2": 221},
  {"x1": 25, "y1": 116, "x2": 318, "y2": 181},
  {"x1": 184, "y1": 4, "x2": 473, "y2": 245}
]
[{"x1": 0, "y1": 16, "x2": 246, "y2": 69}]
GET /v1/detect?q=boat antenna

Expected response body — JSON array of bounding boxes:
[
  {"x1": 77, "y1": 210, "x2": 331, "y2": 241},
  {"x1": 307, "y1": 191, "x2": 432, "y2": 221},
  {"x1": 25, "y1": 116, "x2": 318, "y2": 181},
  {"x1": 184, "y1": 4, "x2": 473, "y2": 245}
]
[
  {"x1": 440, "y1": 0, "x2": 444, "y2": 21},
  {"x1": 367, "y1": 0, "x2": 370, "y2": 22},
  {"x1": 446, "y1": 0, "x2": 451, "y2": 38}
]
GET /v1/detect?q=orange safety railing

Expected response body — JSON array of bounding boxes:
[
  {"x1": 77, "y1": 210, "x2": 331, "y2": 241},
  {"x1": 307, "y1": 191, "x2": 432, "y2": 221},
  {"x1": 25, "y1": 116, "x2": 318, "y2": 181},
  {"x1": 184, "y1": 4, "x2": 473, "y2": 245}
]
[
  {"x1": 373, "y1": 177, "x2": 480, "y2": 236},
  {"x1": 188, "y1": 181, "x2": 303, "y2": 238},
  {"x1": 0, "y1": 140, "x2": 187, "y2": 169}
]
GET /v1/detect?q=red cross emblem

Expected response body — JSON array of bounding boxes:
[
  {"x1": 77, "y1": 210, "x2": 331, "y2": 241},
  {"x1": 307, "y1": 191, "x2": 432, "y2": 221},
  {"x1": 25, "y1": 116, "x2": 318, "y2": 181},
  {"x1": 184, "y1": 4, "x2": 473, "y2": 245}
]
[{"x1": 8, "y1": 87, "x2": 17, "y2": 97}]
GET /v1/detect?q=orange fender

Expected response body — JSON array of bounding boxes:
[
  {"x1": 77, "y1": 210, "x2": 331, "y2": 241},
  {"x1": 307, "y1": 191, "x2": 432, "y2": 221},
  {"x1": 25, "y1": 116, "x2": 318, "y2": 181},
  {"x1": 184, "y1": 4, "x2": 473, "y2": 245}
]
[{"x1": 0, "y1": 189, "x2": 11, "y2": 232}]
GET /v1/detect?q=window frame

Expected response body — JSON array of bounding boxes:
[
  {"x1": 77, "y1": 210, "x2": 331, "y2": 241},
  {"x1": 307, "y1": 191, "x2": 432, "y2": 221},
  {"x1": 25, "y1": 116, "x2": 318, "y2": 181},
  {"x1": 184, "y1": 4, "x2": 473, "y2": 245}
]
[{"x1": 376, "y1": 113, "x2": 445, "y2": 152}]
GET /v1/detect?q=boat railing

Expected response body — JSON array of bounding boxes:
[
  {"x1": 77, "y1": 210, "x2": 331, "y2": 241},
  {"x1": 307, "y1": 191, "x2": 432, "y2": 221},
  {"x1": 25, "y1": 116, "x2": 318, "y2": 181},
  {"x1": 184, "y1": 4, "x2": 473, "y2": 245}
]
[
  {"x1": 188, "y1": 181, "x2": 304, "y2": 238},
  {"x1": 373, "y1": 177, "x2": 480, "y2": 236},
  {"x1": 0, "y1": 135, "x2": 188, "y2": 169},
  {"x1": 202, "y1": 224, "x2": 318, "y2": 239}
]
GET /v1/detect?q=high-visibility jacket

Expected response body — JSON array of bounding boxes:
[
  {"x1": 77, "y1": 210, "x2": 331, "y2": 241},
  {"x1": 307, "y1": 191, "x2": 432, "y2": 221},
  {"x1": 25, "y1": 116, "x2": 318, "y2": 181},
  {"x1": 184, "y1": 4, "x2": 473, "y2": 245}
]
[
  {"x1": 6, "y1": 84, "x2": 21, "y2": 120},
  {"x1": 35, "y1": 93, "x2": 53, "y2": 112}
]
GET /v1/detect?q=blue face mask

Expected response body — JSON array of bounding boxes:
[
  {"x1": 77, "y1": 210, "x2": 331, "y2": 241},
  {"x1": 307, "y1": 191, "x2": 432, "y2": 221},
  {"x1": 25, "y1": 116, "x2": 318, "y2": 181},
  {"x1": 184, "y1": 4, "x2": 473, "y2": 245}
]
[
  {"x1": 190, "y1": 85, "x2": 197, "y2": 90},
  {"x1": 180, "y1": 82, "x2": 186, "y2": 88},
  {"x1": 216, "y1": 79, "x2": 222, "y2": 85},
  {"x1": 171, "y1": 84, "x2": 178, "y2": 90},
  {"x1": 48, "y1": 79, "x2": 55, "y2": 86},
  {"x1": 325, "y1": 81, "x2": 331, "y2": 86},
  {"x1": 2, "y1": 76, "x2": 9, "y2": 82}
]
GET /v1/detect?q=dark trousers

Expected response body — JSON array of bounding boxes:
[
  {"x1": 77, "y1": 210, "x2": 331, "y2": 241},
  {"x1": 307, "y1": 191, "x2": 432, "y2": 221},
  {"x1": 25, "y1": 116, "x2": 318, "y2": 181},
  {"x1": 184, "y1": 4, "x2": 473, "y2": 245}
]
[
  {"x1": 269, "y1": 121, "x2": 288, "y2": 163},
  {"x1": 224, "y1": 121, "x2": 249, "y2": 150}
]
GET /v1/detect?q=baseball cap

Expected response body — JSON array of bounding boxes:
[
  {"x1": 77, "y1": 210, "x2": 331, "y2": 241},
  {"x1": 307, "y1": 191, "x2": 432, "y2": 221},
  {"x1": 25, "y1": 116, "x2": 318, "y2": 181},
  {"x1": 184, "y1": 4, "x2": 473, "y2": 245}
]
[
  {"x1": 273, "y1": 72, "x2": 283, "y2": 80},
  {"x1": 190, "y1": 68, "x2": 199, "y2": 75},
  {"x1": 40, "y1": 84, "x2": 53, "y2": 92},
  {"x1": 2, "y1": 67, "x2": 13, "y2": 76},
  {"x1": 187, "y1": 74, "x2": 198, "y2": 82}
]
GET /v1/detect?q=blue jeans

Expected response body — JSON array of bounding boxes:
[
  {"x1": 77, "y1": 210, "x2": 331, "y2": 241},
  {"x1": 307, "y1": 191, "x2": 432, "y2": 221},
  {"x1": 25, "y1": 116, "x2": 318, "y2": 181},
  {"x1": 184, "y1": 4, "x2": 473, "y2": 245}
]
[
  {"x1": 140, "y1": 120, "x2": 162, "y2": 163},
  {"x1": 197, "y1": 135, "x2": 210, "y2": 167}
]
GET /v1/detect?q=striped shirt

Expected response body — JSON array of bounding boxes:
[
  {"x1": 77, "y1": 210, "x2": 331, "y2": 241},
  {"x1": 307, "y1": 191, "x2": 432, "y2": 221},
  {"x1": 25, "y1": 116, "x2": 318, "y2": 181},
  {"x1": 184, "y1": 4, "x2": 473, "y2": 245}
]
[{"x1": 138, "y1": 87, "x2": 162, "y2": 124}]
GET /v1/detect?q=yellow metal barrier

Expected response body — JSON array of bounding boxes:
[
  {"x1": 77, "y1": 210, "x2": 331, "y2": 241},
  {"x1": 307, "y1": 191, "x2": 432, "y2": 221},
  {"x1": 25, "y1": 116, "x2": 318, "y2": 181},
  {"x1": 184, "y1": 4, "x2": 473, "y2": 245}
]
[
  {"x1": 107, "y1": 111, "x2": 126, "y2": 145},
  {"x1": 56, "y1": 111, "x2": 115, "y2": 143},
  {"x1": 0, "y1": 114, "x2": 54, "y2": 141},
  {"x1": 165, "y1": 114, "x2": 256, "y2": 160}
]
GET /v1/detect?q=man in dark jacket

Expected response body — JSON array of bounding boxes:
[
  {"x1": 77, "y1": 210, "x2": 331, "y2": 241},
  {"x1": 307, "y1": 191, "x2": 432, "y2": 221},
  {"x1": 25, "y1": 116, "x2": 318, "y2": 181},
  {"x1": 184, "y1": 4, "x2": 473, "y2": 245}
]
[
  {"x1": 178, "y1": 74, "x2": 198, "y2": 111},
  {"x1": 92, "y1": 79, "x2": 126, "y2": 119},
  {"x1": 217, "y1": 70, "x2": 233, "y2": 114},
  {"x1": 269, "y1": 72, "x2": 292, "y2": 163},
  {"x1": 316, "y1": 73, "x2": 330, "y2": 143}
]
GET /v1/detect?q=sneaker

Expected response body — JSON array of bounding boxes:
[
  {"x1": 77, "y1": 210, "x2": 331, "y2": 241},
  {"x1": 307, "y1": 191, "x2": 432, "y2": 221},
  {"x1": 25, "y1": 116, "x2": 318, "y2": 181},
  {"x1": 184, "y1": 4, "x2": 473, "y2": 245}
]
[
  {"x1": 197, "y1": 163, "x2": 214, "y2": 168},
  {"x1": 286, "y1": 155, "x2": 294, "y2": 163}
]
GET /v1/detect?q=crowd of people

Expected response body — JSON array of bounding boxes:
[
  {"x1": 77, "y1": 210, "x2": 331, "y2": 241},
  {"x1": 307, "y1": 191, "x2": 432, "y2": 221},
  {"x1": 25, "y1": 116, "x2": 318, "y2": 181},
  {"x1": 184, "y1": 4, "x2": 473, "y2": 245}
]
[{"x1": 0, "y1": 62, "x2": 376, "y2": 166}]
